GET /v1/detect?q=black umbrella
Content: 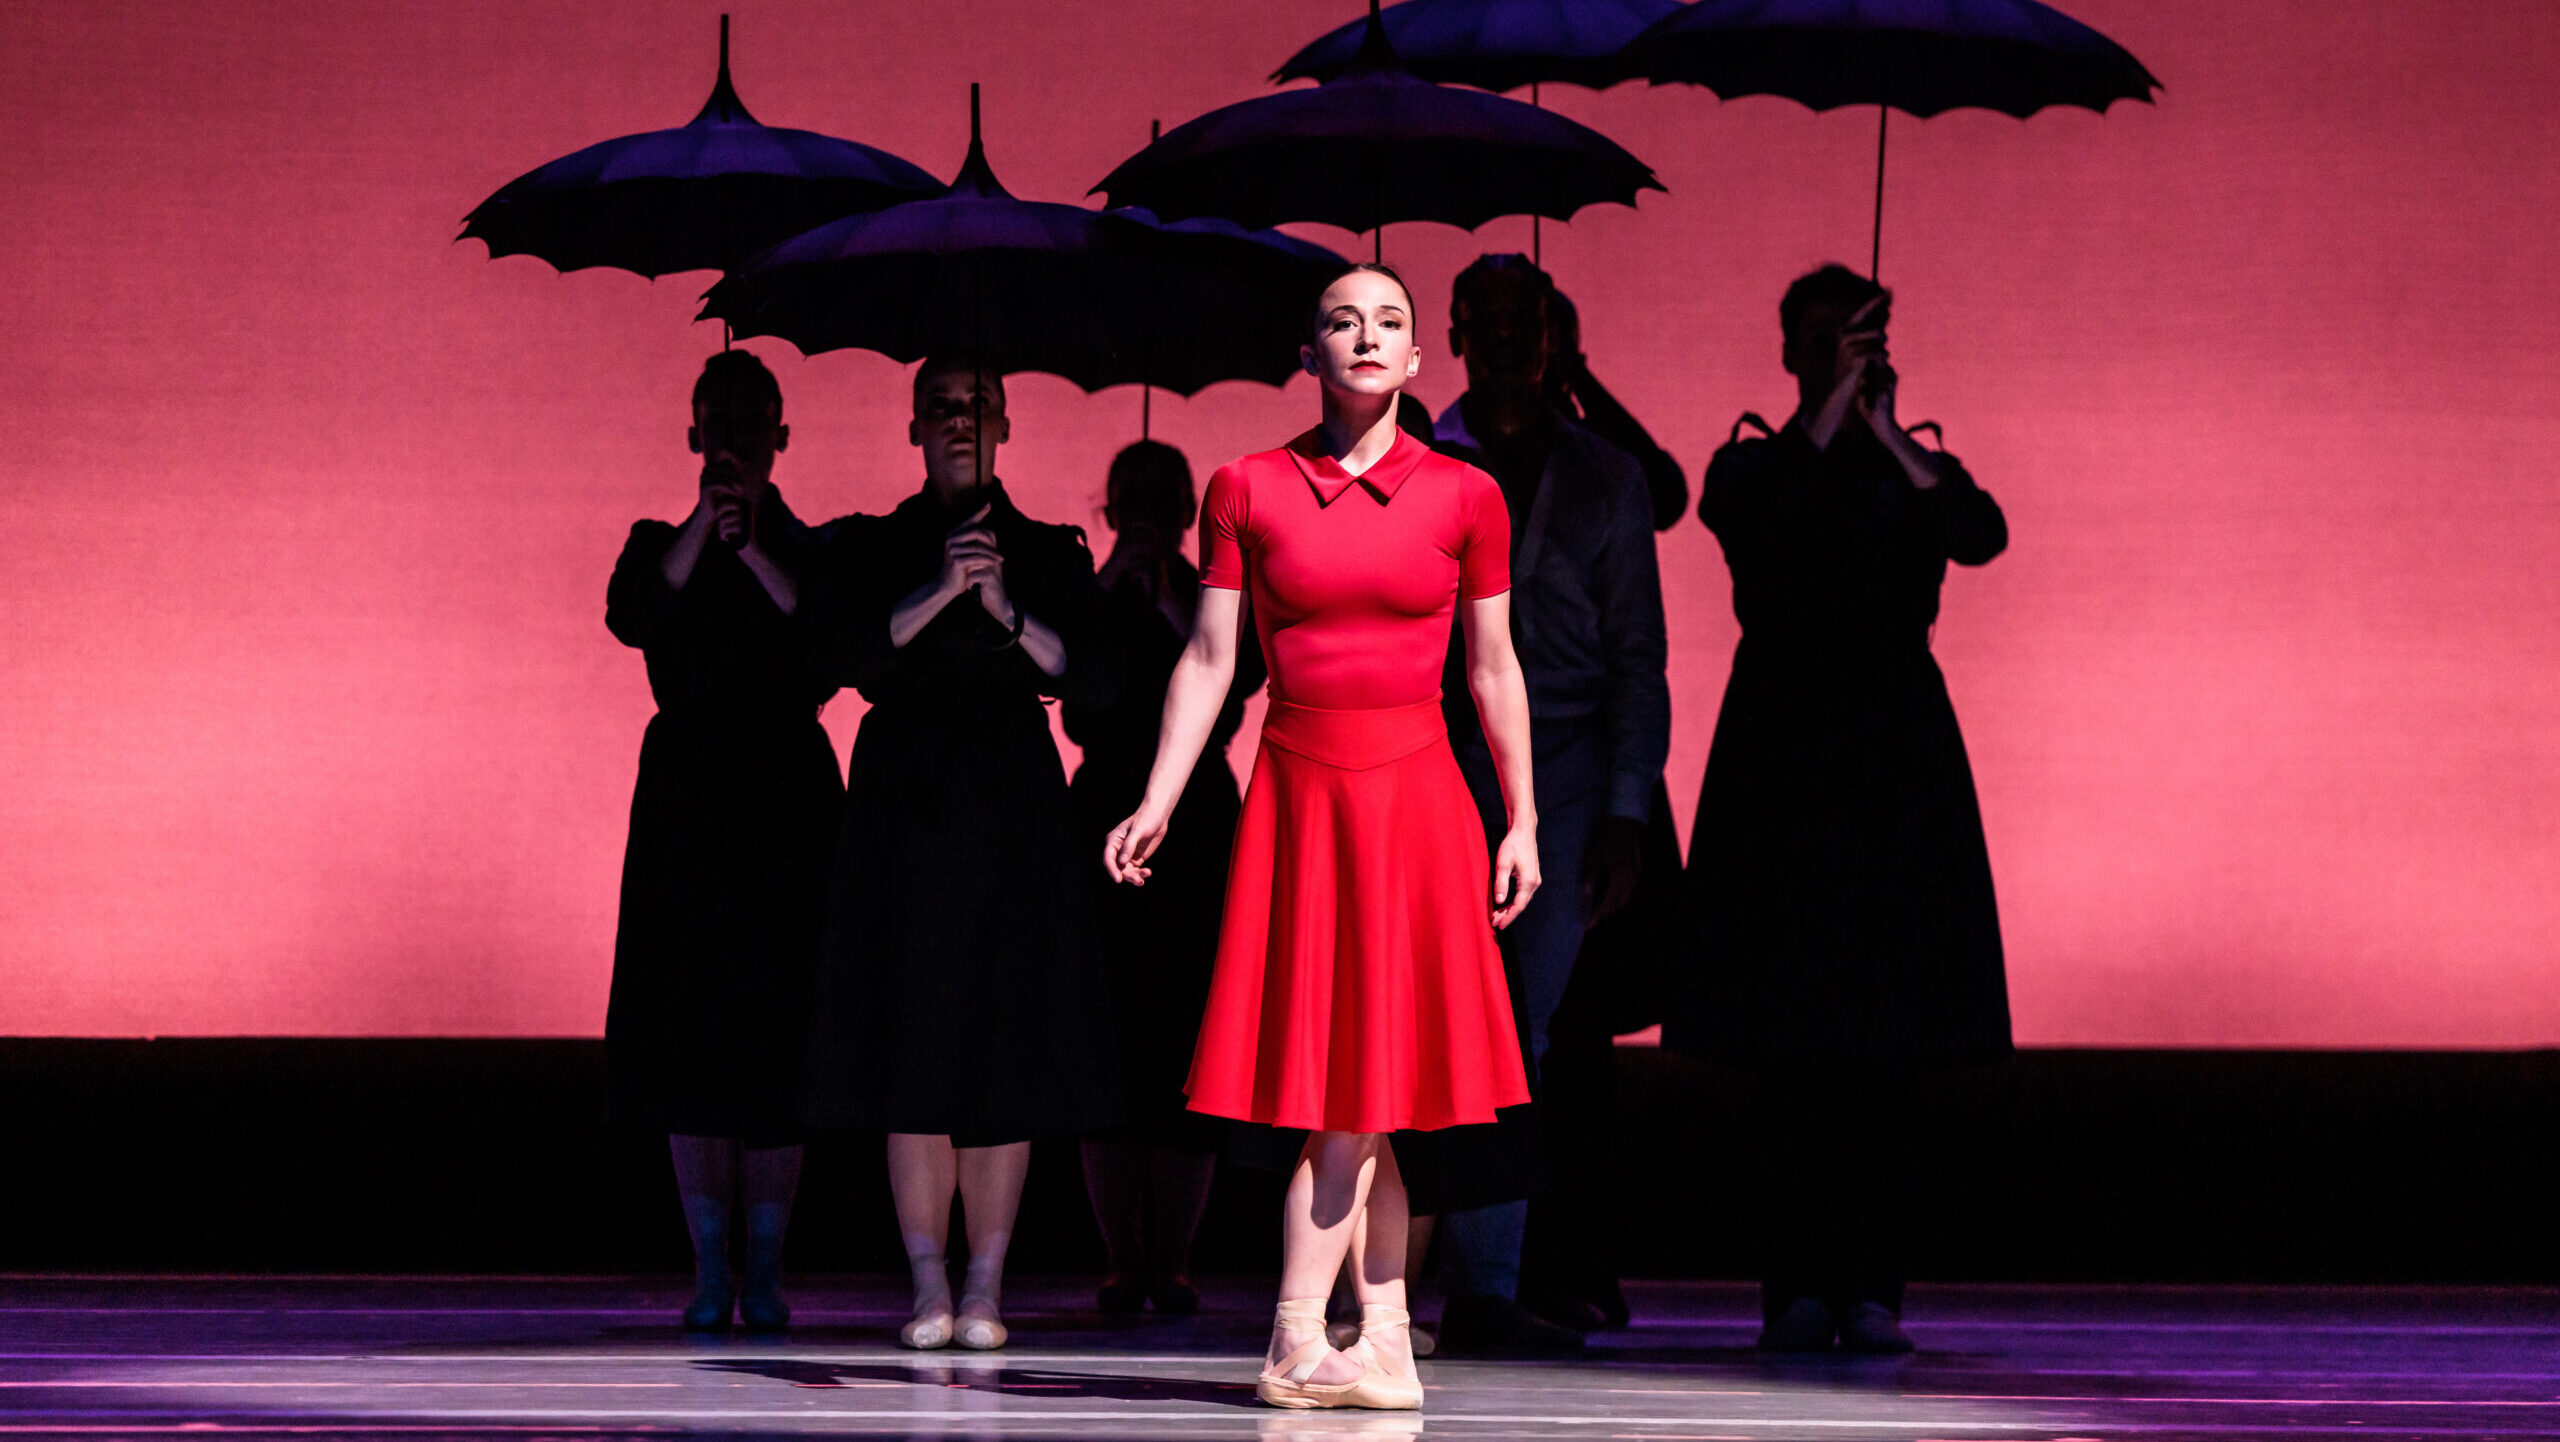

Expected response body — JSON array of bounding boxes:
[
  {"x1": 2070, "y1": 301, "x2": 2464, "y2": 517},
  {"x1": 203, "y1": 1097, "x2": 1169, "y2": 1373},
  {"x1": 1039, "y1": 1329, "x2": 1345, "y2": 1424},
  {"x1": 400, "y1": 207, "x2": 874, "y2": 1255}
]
[
  {"x1": 459, "y1": 16, "x2": 941, "y2": 281},
  {"x1": 1623, "y1": 0, "x2": 2159, "y2": 276},
  {"x1": 1273, "y1": 0, "x2": 1684, "y2": 261},
  {"x1": 1121, "y1": 206, "x2": 1349, "y2": 434},
  {"x1": 1094, "y1": 0, "x2": 1662, "y2": 261},
  {"x1": 1276, "y1": 0, "x2": 1683, "y2": 92},
  {"x1": 700, "y1": 87, "x2": 1347, "y2": 402}
]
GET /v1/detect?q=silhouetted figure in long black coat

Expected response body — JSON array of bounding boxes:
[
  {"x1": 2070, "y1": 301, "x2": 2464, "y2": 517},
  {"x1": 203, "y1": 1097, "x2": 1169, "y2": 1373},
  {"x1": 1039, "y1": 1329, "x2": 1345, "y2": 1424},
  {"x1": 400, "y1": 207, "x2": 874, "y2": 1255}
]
[
  {"x1": 801, "y1": 358, "x2": 1122, "y2": 1353},
  {"x1": 604, "y1": 351, "x2": 840, "y2": 1333},
  {"x1": 1673, "y1": 265, "x2": 2010, "y2": 1356}
]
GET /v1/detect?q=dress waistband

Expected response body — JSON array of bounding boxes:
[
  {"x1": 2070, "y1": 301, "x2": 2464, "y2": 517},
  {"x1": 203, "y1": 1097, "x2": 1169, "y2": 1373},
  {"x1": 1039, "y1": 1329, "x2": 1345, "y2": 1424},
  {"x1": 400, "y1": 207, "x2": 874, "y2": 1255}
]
[{"x1": 1259, "y1": 697, "x2": 1447, "y2": 772}]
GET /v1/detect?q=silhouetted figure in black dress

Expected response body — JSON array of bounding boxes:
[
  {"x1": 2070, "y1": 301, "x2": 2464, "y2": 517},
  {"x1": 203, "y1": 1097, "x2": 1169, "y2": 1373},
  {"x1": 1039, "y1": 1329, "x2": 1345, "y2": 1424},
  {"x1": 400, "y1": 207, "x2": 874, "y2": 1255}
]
[
  {"x1": 802, "y1": 358, "x2": 1122, "y2": 1352},
  {"x1": 604, "y1": 351, "x2": 840, "y2": 1331},
  {"x1": 1675, "y1": 266, "x2": 2011, "y2": 1355},
  {"x1": 1067, "y1": 440, "x2": 1266, "y2": 1317}
]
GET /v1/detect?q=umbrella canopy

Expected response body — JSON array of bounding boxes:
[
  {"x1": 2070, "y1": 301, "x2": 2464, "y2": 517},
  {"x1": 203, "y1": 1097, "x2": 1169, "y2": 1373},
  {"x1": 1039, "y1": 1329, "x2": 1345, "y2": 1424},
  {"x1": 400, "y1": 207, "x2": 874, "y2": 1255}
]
[
  {"x1": 700, "y1": 89, "x2": 1347, "y2": 397},
  {"x1": 1094, "y1": 1, "x2": 1661, "y2": 243},
  {"x1": 1622, "y1": 0, "x2": 2159, "y2": 118},
  {"x1": 1621, "y1": 0, "x2": 2158, "y2": 274},
  {"x1": 1275, "y1": 0, "x2": 1685, "y2": 93},
  {"x1": 459, "y1": 17, "x2": 942, "y2": 279}
]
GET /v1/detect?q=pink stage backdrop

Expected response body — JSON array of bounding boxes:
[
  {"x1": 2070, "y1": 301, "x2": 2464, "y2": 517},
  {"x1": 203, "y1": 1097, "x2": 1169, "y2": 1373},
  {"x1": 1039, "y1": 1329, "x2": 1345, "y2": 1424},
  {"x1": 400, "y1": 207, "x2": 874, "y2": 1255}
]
[{"x1": 1, "y1": 2, "x2": 2553, "y2": 1043}]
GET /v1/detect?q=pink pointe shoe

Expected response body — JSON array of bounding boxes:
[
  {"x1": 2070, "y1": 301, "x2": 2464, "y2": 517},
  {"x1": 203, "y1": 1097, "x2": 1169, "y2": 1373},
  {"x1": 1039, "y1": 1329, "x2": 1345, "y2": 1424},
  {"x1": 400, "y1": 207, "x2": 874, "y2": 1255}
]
[
  {"x1": 1341, "y1": 1304, "x2": 1423, "y2": 1410},
  {"x1": 1258, "y1": 1299, "x2": 1365, "y2": 1409}
]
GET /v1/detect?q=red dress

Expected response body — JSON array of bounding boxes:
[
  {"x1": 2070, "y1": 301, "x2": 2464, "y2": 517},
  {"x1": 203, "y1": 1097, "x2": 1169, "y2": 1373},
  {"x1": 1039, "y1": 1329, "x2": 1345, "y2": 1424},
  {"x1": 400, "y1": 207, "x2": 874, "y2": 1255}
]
[{"x1": 1183, "y1": 427, "x2": 1532, "y2": 1133}]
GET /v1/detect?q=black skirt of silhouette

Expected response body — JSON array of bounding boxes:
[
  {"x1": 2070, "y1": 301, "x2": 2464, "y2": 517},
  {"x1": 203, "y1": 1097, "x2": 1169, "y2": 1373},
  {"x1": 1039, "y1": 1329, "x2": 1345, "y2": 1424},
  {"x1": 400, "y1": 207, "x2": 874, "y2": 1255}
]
[
  {"x1": 802, "y1": 483, "x2": 1124, "y2": 1145},
  {"x1": 603, "y1": 501, "x2": 843, "y2": 1141},
  {"x1": 1064, "y1": 564, "x2": 1266, "y2": 1148},
  {"x1": 1673, "y1": 422, "x2": 2013, "y2": 1068}
]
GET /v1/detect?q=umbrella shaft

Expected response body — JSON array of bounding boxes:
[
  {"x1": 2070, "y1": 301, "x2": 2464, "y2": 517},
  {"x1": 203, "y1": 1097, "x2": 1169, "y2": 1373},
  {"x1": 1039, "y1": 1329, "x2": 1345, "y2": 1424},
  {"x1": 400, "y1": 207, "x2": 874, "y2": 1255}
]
[{"x1": 1870, "y1": 102, "x2": 1888, "y2": 281}]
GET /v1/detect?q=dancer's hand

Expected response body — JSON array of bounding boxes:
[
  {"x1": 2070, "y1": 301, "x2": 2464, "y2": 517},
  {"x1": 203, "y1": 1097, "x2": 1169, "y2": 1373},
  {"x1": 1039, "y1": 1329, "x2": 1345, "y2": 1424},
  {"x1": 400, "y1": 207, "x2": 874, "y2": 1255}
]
[
  {"x1": 939, "y1": 505, "x2": 1003, "y2": 602},
  {"x1": 1104, "y1": 801, "x2": 1173, "y2": 885},
  {"x1": 1858, "y1": 356, "x2": 1903, "y2": 441},
  {"x1": 972, "y1": 551, "x2": 1018, "y2": 629},
  {"x1": 1807, "y1": 295, "x2": 1887, "y2": 451},
  {"x1": 892, "y1": 504, "x2": 1001, "y2": 648},
  {"x1": 1491, "y1": 824, "x2": 1540, "y2": 930},
  {"x1": 1583, "y1": 815, "x2": 1645, "y2": 928},
  {"x1": 701, "y1": 458, "x2": 755, "y2": 547}
]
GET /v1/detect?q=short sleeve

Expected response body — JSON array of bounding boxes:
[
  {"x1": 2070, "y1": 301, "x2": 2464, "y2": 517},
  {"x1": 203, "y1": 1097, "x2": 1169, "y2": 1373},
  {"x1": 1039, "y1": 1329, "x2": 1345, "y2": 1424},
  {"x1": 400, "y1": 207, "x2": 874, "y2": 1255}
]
[
  {"x1": 1455, "y1": 463, "x2": 1512, "y2": 599},
  {"x1": 1199, "y1": 463, "x2": 1250, "y2": 591}
]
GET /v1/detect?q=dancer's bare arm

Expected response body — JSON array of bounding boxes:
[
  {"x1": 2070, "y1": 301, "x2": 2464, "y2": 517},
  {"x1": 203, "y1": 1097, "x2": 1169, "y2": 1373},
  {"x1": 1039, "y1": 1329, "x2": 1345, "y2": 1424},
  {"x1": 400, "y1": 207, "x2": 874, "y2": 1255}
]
[
  {"x1": 1462, "y1": 593, "x2": 1541, "y2": 929},
  {"x1": 1103, "y1": 586, "x2": 1245, "y2": 884}
]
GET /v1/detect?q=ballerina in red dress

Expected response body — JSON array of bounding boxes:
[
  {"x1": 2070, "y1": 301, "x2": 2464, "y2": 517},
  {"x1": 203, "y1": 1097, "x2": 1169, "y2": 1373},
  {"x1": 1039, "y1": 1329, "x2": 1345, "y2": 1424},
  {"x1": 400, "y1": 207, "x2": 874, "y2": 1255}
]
[{"x1": 1106, "y1": 263, "x2": 1541, "y2": 1410}]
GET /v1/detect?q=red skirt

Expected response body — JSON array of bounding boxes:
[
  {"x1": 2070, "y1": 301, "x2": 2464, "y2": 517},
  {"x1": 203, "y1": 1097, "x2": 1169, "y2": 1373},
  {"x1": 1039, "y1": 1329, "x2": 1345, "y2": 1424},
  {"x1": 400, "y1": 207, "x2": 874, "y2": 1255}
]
[{"x1": 1185, "y1": 698, "x2": 1531, "y2": 1134}]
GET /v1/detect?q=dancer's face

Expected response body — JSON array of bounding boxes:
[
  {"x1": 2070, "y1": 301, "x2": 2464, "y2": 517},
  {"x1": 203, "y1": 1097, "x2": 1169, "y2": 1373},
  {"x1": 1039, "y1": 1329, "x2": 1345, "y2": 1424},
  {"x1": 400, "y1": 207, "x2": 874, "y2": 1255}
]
[
  {"x1": 1449, "y1": 267, "x2": 1551, "y2": 394},
  {"x1": 909, "y1": 360, "x2": 1009, "y2": 489},
  {"x1": 688, "y1": 384, "x2": 786, "y2": 486},
  {"x1": 1302, "y1": 271, "x2": 1420, "y2": 400},
  {"x1": 1784, "y1": 295, "x2": 1889, "y2": 398}
]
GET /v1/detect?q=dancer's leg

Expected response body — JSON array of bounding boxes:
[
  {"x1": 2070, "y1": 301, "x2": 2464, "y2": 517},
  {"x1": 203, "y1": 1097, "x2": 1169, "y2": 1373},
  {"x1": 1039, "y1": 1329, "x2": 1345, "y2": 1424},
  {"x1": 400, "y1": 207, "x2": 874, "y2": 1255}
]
[
  {"x1": 1270, "y1": 1132, "x2": 1375, "y2": 1386},
  {"x1": 1351, "y1": 1144, "x2": 1410, "y2": 1301},
  {"x1": 1406, "y1": 1214, "x2": 1437, "y2": 1289},
  {"x1": 955, "y1": 1141, "x2": 1031, "y2": 1346},
  {"x1": 1144, "y1": 1144, "x2": 1217, "y2": 1312},
  {"x1": 1080, "y1": 1137, "x2": 1148, "y2": 1306},
  {"x1": 669, "y1": 1135, "x2": 739, "y2": 1328},
  {"x1": 1404, "y1": 1212, "x2": 1441, "y2": 1355},
  {"x1": 886, "y1": 1133, "x2": 957, "y2": 1346},
  {"x1": 1350, "y1": 1142, "x2": 1419, "y2": 1388},
  {"x1": 737, "y1": 1143, "x2": 802, "y2": 1328}
]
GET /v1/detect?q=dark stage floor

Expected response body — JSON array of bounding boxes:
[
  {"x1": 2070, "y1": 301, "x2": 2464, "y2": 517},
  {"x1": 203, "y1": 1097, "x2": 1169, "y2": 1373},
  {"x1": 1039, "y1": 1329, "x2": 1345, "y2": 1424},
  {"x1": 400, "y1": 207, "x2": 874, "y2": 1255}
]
[{"x1": 4, "y1": 1277, "x2": 2557, "y2": 1440}]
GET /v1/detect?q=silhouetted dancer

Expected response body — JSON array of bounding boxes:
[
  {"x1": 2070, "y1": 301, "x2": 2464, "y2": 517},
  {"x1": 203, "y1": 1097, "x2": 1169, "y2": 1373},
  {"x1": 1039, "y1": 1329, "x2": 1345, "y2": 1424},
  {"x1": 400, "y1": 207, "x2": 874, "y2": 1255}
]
[
  {"x1": 1674, "y1": 265, "x2": 2011, "y2": 1355},
  {"x1": 1526, "y1": 287, "x2": 1691, "y2": 1334},
  {"x1": 1067, "y1": 440, "x2": 1267, "y2": 1317},
  {"x1": 1428, "y1": 255, "x2": 1671, "y2": 1355},
  {"x1": 801, "y1": 357, "x2": 1123, "y2": 1352},
  {"x1": 602, "y1": 351, "x2": 841, "y2": 1332}
]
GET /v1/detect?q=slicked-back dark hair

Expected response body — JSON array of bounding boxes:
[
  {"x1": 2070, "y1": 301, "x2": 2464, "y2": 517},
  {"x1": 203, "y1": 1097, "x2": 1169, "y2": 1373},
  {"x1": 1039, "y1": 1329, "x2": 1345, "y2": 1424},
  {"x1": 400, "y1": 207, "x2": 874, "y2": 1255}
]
[
  {"x1": 1779, "y1": 263, "x2": 1889, "y2": 344},
  {"x1": 693, "y1": 349, "x2": 782, "y2": 416},
  {"x1": 1307, "y1": 261, "x2": 1417, "y2": 342}
]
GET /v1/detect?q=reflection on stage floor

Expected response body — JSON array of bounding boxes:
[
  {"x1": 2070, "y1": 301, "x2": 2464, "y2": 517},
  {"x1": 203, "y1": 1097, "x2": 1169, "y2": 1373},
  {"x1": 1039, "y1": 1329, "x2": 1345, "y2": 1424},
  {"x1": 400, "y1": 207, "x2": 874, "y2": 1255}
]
[{"x1": 4, "y1": 1277, "x2": 2557, "y2": 1439}]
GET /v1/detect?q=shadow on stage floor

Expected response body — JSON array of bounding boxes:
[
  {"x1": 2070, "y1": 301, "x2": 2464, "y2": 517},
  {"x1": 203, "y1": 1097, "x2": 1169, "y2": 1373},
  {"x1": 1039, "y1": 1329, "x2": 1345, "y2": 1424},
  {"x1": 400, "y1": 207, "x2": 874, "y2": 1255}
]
[{"x1": 5, "y1": 1274, "x2": 2559, "y2": 1440}]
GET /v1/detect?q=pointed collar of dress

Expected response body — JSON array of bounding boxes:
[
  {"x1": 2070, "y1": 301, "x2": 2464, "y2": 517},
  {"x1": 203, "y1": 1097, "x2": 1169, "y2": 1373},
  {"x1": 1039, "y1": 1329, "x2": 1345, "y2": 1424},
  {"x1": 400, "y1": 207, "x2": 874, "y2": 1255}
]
[{"x1": 1285, "y1": 425, "x2": 1427, "y2": 507}]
